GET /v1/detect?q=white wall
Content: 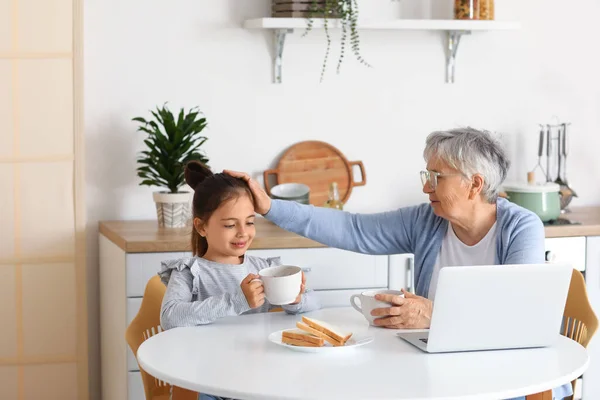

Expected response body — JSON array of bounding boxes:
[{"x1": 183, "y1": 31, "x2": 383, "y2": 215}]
[{"x1": 84, "y1": 0, "x2": 600, "y2": 398}]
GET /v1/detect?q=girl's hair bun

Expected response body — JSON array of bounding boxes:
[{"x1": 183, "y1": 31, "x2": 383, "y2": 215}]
[{"x1": 184, "y1": 161, "x2": 212, "y2": 189}]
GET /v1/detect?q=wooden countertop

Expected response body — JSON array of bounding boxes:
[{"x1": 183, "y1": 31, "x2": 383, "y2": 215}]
[
  {"x1": 99, "y1": 217, "x2": 325, "y2": 253},
  {"x1": 544, "y1": 207, "x2": 600, "y2": 238},
  {"x1": 99, "y1": 207, "x2": 600, "y2": 253}
]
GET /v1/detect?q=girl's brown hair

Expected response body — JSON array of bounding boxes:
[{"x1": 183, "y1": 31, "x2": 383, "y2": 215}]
[{"x1": 184, "y1": 161, "x2": 254, "y2": 256}]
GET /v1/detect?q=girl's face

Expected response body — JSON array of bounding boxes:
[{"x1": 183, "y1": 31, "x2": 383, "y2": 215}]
[{"x1": 195, "y1": 194, "x2": 256, "y2": 263}]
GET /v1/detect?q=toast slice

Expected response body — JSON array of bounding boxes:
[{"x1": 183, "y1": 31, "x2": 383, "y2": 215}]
[
  {"x1": 301, "y1": 316, "x2": 353, "y2": 344},
  {"x1": 281, "y1": 336, "x2": 322, "y2": 347},
  {"x1": 281, "y1": 329, "x2": 324, "y2": 346},
  {"x1": 296, "y1": 322, "x2": 345, "y2": 346}
]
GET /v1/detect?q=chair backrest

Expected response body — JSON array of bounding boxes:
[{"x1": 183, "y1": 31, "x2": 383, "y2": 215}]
[
  {"x1": 561, "y1": 268, "x2": 598, "y2": 397},
  {"x1": 125, "y1": 275, "x2": 171, "y2": 400},
  {"x1": 561, "y1": 269, "x2": 598, "y2": 348},
  {"x1": 125, "y1": 275, "x2": 197, "y2": 400}
]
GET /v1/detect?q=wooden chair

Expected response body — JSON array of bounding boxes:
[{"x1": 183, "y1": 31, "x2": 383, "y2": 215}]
[
  {"x1": 125, "y1": 275, "x2": 198, "y2": 400},
  {"x1": 526, "y1": 269, "x2": 598, "y2": 400}
]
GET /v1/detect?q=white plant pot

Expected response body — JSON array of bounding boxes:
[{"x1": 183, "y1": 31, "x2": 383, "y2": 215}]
[{"x1": 152, "y1": 191, "x2": 193, "y2": 228}]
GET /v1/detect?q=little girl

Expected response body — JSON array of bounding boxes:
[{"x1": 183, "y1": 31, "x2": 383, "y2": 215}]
[{"x1": 159, "y1": 160, "x2": 320, "y2": 329}]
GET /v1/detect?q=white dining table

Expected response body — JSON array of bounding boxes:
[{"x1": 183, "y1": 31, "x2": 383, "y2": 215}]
[{"x1": 136, "y1": 307, "x2": 589, "y2": 400}]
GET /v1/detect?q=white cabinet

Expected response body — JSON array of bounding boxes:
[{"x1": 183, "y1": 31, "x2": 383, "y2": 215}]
[
  {"x1": 126, "y1": 252, "x2": 186, "y2": 296},
  {"x1": 545, "y1": 237, "x2": 586, "y2": 272},
  {"x1": 100, "y1": 234, "x2": 411, "y2": 400},
  {"x1": 544, "y1": 236, "x2": 592, "y2": 399},
  {"x1": 545, "y1": 236, "x2": 599, "y2": 400},
  {"x1": 389, "y1": 254, "x2": 415, "y2": 293},
  {"x1": 583, "y1": 236, "x2": 600, "y2": 400},
  {"x1": 127, "y1": 372, "x2": 144, "y2": 400},
  {"x1": 246, "y1": 248, "x2": 389, "y2": 290}
]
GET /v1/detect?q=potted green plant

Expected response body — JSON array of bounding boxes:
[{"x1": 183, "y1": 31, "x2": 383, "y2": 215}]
[
  {"x1": 304, "y1": 0, "x2": 371, "y2": 81},
  {"x1": 132, "y1": 104, "x2": 209, "y2": 228},
  {"x1": 272, "y1": 0, "x2": 370, "y2": 81}
]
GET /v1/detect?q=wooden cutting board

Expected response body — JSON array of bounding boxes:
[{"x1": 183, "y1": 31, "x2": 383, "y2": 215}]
[{"x1": 263, "y1": 141, "x2": 366, "y2": 206}]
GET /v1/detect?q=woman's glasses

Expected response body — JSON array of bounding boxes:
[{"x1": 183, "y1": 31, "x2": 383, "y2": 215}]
[{"x1": 420, "y1": 170, "x2": 463, "y2": 190}]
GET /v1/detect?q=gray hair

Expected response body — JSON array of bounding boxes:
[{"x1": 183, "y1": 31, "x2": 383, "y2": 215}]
[{"x1": 423, "y1": 127, "x2": 510, "y2": 203}]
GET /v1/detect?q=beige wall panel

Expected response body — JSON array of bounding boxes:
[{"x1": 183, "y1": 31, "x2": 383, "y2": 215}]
[
  {"x1": 0, "y1": 0, "x2": 11, "y2": 53},
  {"x1": 0, "y1": 265, "x2": 17, "y2": 359},
  {"x1": 17, "y1": 60, "x2": 73, "y2": 156},
  {"x1": 23, "y1": 363, "x2": 77, "y2": 400},
  {"x1": 22, "y1": 263, "x2": 76, "y2": 357},
  {"x1": 0, "y1": 165, "x2": 15, "y2": 258},
  {"x1": 17, "y1": 0, "x2": 72, "y2": 53},
  {"x1": 19, "y1": 162, "x2": 75, "y2": 257},
  {"x1": 0, "y1": 366, "x2": 18, "y2": 400},
  {"x1": 0, "y1": 61, "x2": 13, "y2": 158}
]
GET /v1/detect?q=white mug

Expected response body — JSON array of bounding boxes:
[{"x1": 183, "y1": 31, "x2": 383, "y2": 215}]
[
  {"x1": 350, "y1": 289, "x2": 404, "y2": 325},
  {"x1": 256, "y1": 265, "x2": 302, "y2": 305}
]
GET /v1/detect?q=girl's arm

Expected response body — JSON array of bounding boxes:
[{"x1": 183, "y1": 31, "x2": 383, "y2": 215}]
[{"x1": 160, "y1": 269, "x2": 250, "y2": 329}]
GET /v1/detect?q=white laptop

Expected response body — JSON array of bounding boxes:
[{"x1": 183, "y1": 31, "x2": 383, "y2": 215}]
[{"x1": 397, "y1": 263, "x2": 573, "y2": 353}]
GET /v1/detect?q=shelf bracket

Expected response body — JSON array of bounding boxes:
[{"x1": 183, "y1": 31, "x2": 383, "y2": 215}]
[
  {"x1": 445, "y1": 30, "x2": 471, "y2": 84},
  {"x1": 273, "y1": 28, "x2": 293, "y2": 84}
]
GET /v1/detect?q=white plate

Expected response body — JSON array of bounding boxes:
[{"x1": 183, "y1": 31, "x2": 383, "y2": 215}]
[{"x1": 268, "y1": 330, "x2": 373, "y2": 353}]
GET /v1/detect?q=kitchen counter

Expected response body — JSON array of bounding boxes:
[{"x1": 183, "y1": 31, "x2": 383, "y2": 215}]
[
  {"x1": 99, "y1": 207, "x2": 600, "y2": 253},
  {"x1": 99, "y1": 217, "x2": 324, "y2": 253},
  {"x1": 544, "y1": 207, "x2": 600, "y2": 238}
]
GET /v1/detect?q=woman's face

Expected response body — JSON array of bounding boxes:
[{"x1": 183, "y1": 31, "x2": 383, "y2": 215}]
[{"x1": 422, "y1": 157, "x2": 473, "y2": 220}]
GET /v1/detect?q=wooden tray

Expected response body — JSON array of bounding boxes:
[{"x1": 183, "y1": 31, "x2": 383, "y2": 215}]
[{"x1": 264, "y1": 141, "x2": 366, "y2": 206}]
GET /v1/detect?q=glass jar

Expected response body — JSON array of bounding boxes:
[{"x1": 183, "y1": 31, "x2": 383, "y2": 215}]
[
  {"x1": 454, "y1": 0, "x2": 479, "y2": 20},
  {"x1": 479, "y1": 0, "x2": 494, "y2": 20},
  {"x1": 323, "y1": 182, "x2": 344, "y2": 210}
]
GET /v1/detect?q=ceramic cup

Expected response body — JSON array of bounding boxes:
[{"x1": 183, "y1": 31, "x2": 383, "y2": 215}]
[
  {"x1": 256, "y1": 265, "x2": 302, "y2": 305},
  {"x1": 350, "y1": 289, "x2": 404, "y2": 325}
]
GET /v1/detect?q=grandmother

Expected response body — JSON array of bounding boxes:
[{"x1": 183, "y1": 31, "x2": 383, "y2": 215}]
[{"x1": 227, "y1": 127, "x2": 570, "y2": 400}]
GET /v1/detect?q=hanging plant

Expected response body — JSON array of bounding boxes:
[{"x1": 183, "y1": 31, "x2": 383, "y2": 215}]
[{"x1": 303, "y1": 0, "x2": 371, "y2": 81}]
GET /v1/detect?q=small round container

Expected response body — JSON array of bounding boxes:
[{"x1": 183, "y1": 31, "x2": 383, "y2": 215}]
[
  {"x1": 502, "y1": 182, "x2": 561, "y2": 222},
  {"x1": 479, "y1": 0, "x2": 494, "y2": 20},
  {"x1": 454, "y1": 0, "x2": 479, "y2": 20},
  {"x1": 270, "y1": 183, "x2": 310, "y2": 205}
]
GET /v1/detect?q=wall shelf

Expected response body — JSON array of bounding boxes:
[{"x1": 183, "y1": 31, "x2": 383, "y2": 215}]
[{"x1": 243, "y1": 18, "x2": 521, "y2": 83}]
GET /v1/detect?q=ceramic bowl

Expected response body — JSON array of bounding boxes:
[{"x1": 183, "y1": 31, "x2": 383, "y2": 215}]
[{"x1": 270, "y1": 183, "x2": 310, "y2": 205}]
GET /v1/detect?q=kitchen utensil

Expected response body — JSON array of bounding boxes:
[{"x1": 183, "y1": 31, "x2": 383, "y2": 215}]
[
  {"x1": 561, "y1": 124, "x2": 577, "y2": 193},
  {"x1": 554, "y1": 125, "x2": 566, "y2": 186},
  {"x1": 546, "y1": 125, "x2": 552, "y2": 181},
  {"x1": 263, "y1": 141, "x2": 366, "y2": 206},
  {"x1": 503, "y1": 182, "x2": 561, "y2": 222},
  {"x1": 529, "y1": 126, "x2": 546, "y2": 182},
  {"x1": 555, "y1": 123, "x2": 577, "y2": 210}
]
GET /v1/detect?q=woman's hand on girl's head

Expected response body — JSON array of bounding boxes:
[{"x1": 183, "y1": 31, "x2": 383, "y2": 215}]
[
  {"x1": 371, "y1": 289, "x2": 433, "y2": 329},
  {"x1": 240, "y1": 273, "x2": 265, "y2": 309},
  {"x1": 223, "y1": 170, "x2": 272, "y2": 215},
  {"x1": 290, "y1": 272, "x2": 306, "y2": 305}
]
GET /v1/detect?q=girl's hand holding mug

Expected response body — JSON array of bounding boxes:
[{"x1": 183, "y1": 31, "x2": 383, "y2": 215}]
[
  {"x1": 240, "y1": 273, "x2": 265, "y2": 309},
  {"x1": 290, "y1": 272, "x2": 306, "y2": 305}
]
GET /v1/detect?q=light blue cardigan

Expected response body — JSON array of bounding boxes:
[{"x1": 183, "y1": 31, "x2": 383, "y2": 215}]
[
  {"x1": 265, "y1": 197, "x2": 545, "y2": 297},
  {"x1": 265, "y1": 197, "x2": 570, "y2": 400}
]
